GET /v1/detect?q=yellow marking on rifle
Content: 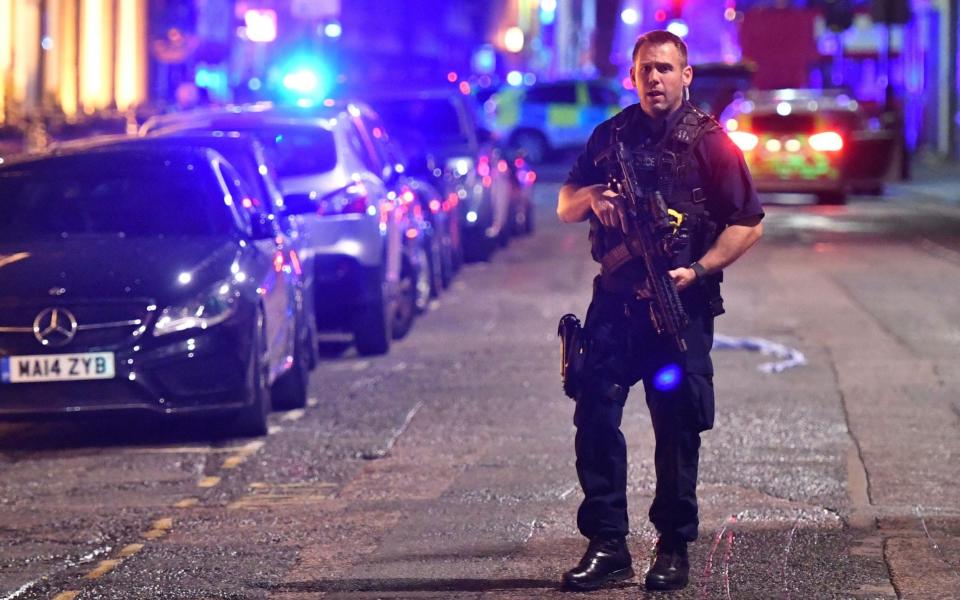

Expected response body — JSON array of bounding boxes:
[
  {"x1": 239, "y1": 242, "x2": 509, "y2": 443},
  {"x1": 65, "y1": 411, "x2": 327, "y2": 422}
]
[{"x1": 667, "y1": 208, "x2": 684, "y2": 231}]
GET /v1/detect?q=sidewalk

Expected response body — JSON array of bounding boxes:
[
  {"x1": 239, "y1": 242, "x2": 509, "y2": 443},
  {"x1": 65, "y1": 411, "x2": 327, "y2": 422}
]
[{"x1": 886, "y1": 153, "x2": 960, "y2": 205}]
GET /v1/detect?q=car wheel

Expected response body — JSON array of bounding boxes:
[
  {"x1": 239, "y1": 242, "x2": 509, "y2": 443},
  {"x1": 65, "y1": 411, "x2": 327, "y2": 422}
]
[
  {"x1": 412, "y1": 244, "x2": 433, "y2": 313},
  {"x1": 354, "y1": 282, "x2": 391, "y2": 356},
  {"x1": 391, "y1": 258, "x2": 417, "y2": 339},
  {"x1": 522, "y1": 201, "x2": 535, "y2": 235},
  {"x1": 225, "y1": 307, "x2": 270, "y2": 437},
  {"x1": 510, "y1": 130, "x2": 548, "y2": 164},
  {"x1": 271, "y1": 316, "x2": 310, "y2": 410},
  {"x1": 816, "y1": 191, "x2": 847, "y2": 205},
  {"x1": 440, "y1": 236, "x2": 455, "y2": 288},
  {"x1": 429, "y1": 233, "x2": 445, "y2": 296}
]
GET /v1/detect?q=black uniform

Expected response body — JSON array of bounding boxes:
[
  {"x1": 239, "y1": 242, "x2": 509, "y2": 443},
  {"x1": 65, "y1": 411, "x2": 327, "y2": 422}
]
[{"x1": 565, "y1": 101, "x2": 763, "y2": 546}]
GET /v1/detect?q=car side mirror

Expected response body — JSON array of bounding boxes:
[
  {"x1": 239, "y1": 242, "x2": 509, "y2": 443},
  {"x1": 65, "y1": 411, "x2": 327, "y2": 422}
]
[
  {"x1": 282, "y1": 193, "x2": 317, "y2": 215},
  {"x1": 250, "y1": 212, "x2": 278, "y2": 240}
]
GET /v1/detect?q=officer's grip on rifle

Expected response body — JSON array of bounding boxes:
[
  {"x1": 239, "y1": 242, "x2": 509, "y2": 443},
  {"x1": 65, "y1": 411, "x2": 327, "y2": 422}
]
[{"x1": 594, "y1": 143, "x2": 690, "y2": 352}]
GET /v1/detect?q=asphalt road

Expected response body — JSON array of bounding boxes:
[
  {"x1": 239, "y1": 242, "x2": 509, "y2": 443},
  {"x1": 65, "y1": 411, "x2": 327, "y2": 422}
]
[{"x1": 1, "y1": 174, "x2": 959, "y2": 599}]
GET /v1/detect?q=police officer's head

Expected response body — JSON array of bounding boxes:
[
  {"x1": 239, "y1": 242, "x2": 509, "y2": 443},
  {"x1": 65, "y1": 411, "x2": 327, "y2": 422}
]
[{"x1": 630, "y1": 30, "x2": 693, "y2": 120}]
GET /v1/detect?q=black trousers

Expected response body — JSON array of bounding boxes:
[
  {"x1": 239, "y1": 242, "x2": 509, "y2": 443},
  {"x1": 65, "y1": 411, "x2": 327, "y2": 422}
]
[{"x1": 573, "y1": 283, "x2": 716, "y2": 543}]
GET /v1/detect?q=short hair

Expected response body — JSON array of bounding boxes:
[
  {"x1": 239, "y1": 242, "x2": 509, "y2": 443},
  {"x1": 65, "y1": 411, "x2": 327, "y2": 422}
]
[{"x1": 631, "y1": 30, "x2": 688, "y2": 67}]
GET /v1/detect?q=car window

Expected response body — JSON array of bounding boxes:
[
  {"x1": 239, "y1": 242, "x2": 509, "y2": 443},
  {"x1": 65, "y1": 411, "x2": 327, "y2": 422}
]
[
  {"x1": 199, "y1": 125, "x2": 338, "y2": 179},
  {"x1": 209, "y1": 146, "x2": 272, "y2": 211},
  {"x1": 214, "y1": 161, "x2": 256, "y2": 232},
  {"x1": 370, "y1": 98, "x2": 468, "y2": 146},
  {"x1": 750, "y1": 113, "x2": 817, "y2": 133},
  {"x1": 526, "y1": 84, "x2": 577, "y2": 104},
  {"x1": 588, "y1": 84, "x2": 619, "y2": 106},
  {"x1": 363, "y1": 115, "x2": 396, "y2": 170},
  {"x1": 0, "y1": 156, "x2": 233, "y2": 239},
  {"x1": 349, "y1": 120, "x2": 382, "y2": 174}
]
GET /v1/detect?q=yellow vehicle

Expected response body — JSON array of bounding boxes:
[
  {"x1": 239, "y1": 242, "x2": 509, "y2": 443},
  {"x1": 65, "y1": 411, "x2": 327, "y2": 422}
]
[
  {"x1": 486, "y1": 79, "x2": 626, "y2": 163},
  {"x1": 722, "y1": 89, "x2": 899, "y2": 205}
]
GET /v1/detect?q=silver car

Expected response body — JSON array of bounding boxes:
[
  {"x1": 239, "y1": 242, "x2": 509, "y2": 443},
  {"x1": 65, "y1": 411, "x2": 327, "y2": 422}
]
[{"x1": 143, "y1": 103, "x2": 423, "y2": 355}]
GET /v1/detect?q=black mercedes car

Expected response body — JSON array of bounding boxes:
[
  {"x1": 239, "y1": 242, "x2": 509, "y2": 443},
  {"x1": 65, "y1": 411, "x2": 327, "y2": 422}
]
[{"x1": 0, "y1": 147, "x2": 309, "y2": 436}]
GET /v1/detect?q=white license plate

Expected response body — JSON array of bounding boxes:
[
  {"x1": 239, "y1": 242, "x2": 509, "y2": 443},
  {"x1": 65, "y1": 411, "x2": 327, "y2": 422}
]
[{"x1": 1, "y1": 352, "x2": 116, "y2": 383}]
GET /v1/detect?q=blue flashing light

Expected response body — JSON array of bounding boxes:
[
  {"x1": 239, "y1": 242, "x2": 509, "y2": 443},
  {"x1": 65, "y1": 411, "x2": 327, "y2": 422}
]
[
  {"x1": 324, "y1": 21, "x2": 342, "y2": 38},
  {"x1": 666, "y1": 19, "x2": 689, "y2": 38},
  {"x1": 275, "y1": 55, "x2": 336, "y2": 104},
  {"x1": 506, "y1": 70, "x2": 524, "y2": 86},
  {"x1": 653, "y1": 363, "x2": 683, "y2": 392},
  {"x1": 283, "y1": 69, "x2": 320, "y2": 94}
]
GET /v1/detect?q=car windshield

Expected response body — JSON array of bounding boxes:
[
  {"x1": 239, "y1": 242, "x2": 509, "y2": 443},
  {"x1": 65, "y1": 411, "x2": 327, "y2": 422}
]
[
  {"x1": 0, "y1": 154, "x2": 233, "y2": 240},
  {"x1": 752, "y1": 110, "x2": 862, "y2": 134},
  {"x1": 206, "y1": 124, "x2": 338, "y2": 178},
  {"x1": 370, "y1": 98, "x2": 468, "y2": 146},
  {"x1": 170, "y1": 122, "x2": 338, "y2": 179}
]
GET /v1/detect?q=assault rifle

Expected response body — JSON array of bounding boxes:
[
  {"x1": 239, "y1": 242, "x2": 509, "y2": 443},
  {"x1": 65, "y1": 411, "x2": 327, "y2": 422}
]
[{"x1": 594, "y1": 142, "x2": 689, "y2": 352}]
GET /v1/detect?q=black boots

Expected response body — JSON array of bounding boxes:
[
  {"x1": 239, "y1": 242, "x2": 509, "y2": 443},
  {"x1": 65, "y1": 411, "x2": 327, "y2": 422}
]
[
  {"x1": 561, "y1": 536, "x2": 634, "y2": 591},
  {"x1": 644, "y1": 538, "x2": 690, "y2": 591}
]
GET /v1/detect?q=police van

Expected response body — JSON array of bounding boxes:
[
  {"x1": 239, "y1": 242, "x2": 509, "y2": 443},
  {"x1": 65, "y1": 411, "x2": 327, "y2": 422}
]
[{"x1": 486, "y1": 79, "x2": 627, "y2": 163}]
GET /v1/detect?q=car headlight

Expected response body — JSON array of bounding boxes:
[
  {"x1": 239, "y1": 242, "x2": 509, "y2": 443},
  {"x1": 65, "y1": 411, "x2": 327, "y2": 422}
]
[{"x1": 153, "y1": 280, "x2": 240, "y2": 336}]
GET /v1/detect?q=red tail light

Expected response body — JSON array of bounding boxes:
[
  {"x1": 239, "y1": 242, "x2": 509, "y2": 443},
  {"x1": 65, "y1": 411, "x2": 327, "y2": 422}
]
[
  {"x1": 808, "y1": 131, "x2": 844, "y2": 152},
  {"x1": 727, "y1": 131, "x2": 759, "y2": 152},
  {"x1": 318, "y1": 182, "x2": 370, "y2": 216}
]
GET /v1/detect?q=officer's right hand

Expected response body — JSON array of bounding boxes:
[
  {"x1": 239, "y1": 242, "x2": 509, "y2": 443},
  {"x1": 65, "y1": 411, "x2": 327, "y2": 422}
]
[{"x1": 590, "y1": 188, "x2": 630, "y2": 234}]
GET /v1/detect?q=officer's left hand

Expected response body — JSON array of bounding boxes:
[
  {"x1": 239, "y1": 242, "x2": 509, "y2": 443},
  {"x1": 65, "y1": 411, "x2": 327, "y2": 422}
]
[{"x1": 668, "y1": 267, "x2": 697, "y2": 292}]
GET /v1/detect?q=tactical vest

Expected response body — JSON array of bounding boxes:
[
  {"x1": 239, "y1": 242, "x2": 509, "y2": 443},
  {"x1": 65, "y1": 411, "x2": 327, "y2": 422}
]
[{"x1": 590, "y1": 102, "x2": 726, "y2": 315}]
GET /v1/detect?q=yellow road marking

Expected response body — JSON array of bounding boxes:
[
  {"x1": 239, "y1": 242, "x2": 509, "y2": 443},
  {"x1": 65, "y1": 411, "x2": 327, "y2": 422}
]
[
  {"x1": 52, "y1": 592, "x2": 80, "y2": 600},
  {"x1": 222, "y1": 455, "x2": 246, "y2": 469},
  {"x1": 117, "y1": 543, "x2": 144, "y2": 558},
  {"x1": 142, "y1": 528, "x2": 167, "y2": 540},
  {"x1": 85, "y1": 559, "x2": 121, "y2": 579},
  {"x1": 173, "y1": 497, "x2": 199, "y2": 508},
  {"x1": 221, "y1": 439, "x2": 265, "y2": 468},
  {"x1": 268, "y1": 425, "x2": 283, "y2": 435},
  {"x1": 198, "y1": 476, "x2": 221, "y2": 488},
  {"x1": 307, "y1": 397, "x2": 319, "y2": 407},
  {"x1": 142, "y1": 517, "x2": 173, "y2": 539}
]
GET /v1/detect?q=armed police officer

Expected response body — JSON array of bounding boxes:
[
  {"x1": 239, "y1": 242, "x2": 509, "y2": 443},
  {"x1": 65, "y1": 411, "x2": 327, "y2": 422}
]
[{"x1": 556, "y1": 30, "x2": 764, "y2": 592}]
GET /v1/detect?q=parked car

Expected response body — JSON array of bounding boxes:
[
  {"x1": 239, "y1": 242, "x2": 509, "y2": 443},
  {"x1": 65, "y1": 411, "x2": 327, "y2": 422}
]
[
  {"x1": 720, "y1": 88, "x2": 899, "y2": 204},
  {"x1": 485, "y1": 78, "x2": 625, "y2": 163},
  {"x1": 372, "y1": 127, "x2": 461, "y2": 294},
  {"x1": 50, "y1": 131, "x2": 318, "y2": 400},
  {"x1": 0, "y1": 147, "x2": 308, "y2": 435},
  {"x1": 142, "y1": 103, "x2": 428, "y2": 354},
  {"x1": 364, "y1": 89, "x2": 516, "y2": 260}
]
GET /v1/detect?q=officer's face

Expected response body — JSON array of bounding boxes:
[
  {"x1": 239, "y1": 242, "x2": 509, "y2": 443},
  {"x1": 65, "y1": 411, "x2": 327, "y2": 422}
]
[{"x1": 631, "y1": 42, "x2": 693, "y2": 119}]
